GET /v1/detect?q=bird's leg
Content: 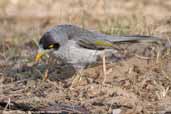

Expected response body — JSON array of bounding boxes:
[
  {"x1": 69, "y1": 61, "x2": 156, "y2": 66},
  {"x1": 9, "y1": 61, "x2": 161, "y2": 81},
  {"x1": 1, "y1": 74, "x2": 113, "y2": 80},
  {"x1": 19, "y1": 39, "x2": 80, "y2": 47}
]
[{"x1": 102, "y1": 52, "x2": 107, "y2": 85}]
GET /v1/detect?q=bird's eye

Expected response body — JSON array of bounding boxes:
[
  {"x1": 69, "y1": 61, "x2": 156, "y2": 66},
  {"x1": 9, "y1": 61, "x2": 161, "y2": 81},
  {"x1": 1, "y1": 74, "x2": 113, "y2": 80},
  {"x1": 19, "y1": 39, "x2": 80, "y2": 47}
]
[{"x1": 53, "y1": 43, "x2": 60, "y2": 50}]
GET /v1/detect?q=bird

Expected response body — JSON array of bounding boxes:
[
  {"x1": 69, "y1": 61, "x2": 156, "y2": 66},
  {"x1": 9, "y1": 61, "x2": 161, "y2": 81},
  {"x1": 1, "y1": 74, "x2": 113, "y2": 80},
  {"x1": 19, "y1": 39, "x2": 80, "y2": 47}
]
[{"x1": 35, "y1": 24, "x2": 161, "y2": 70}]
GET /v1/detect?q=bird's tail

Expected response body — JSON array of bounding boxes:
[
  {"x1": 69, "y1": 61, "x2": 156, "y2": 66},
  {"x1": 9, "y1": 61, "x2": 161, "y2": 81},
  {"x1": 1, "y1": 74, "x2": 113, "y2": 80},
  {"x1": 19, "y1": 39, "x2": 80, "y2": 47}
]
[{"x1": 97, "y1": 33, "x2": 161, "y2": 43}]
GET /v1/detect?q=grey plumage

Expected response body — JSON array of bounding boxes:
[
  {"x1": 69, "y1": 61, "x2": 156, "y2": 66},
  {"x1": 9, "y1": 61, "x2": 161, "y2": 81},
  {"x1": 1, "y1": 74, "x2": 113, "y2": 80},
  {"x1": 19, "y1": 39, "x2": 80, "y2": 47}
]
[{"x1": 38, "y1": 24, "x2": 161, "y2": 70}]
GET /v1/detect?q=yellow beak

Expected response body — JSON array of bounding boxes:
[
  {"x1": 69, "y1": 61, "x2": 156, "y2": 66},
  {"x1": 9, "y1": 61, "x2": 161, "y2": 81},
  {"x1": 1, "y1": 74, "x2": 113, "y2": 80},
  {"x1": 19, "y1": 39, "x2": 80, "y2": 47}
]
[{"x1": 35, "y1": 49, "x2": 46, "y2": 62}]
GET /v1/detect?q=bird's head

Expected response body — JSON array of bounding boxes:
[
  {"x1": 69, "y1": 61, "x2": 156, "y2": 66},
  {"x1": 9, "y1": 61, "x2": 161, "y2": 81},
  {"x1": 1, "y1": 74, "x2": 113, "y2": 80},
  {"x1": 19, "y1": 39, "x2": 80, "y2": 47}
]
[{"x1": 35, "y1": 32, "x2": 60, "y2": 62}]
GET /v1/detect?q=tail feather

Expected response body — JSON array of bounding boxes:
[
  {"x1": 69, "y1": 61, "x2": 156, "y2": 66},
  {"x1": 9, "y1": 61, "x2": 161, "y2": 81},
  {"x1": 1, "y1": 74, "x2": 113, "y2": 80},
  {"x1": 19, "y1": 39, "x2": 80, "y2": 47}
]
[{"x1": 96, "y1": 33, "x2": 161, "y2": 43}]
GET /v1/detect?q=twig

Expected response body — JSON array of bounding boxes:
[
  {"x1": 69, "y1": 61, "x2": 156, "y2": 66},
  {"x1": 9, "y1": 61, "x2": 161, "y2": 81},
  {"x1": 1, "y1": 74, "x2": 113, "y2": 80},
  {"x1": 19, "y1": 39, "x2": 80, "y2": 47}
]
[
  {"x1": 0, "y1": 99, "x2": 89, "y2": 113},
  {"x1": 0, "y1": 78, "x2": 31, "y2": 88},
  {"x1": 166, "y1": 37, "x2": 171, "y2": 46},
  {"x1": 102, "y1": 53, "x2": 107, "y2": 85},
  {"x1": 135, "y1": 54, "x2": 151, "y2": 60},
  {"x1": 161, "y1": 70, "x2": 171, "y2": 82},
  {"x1": 43, "y1": 69, "x2": 49, "y2": 81},
  {"x1": 156, "y1": 49, "x2": 160, "y2": 63},
  {"x1": 3, "y1": 98, "x2": 10, "y2": 111},
  {"x1": 70, "y1": 70, "x2": 83, "y2": 89}
]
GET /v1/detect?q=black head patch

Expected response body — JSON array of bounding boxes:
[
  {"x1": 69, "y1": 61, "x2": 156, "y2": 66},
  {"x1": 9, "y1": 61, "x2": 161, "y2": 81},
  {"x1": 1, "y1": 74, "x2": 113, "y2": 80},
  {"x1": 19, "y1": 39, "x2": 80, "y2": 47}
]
[{"x1": 39, "y1": 32, "x2": 60, "y2": 50}]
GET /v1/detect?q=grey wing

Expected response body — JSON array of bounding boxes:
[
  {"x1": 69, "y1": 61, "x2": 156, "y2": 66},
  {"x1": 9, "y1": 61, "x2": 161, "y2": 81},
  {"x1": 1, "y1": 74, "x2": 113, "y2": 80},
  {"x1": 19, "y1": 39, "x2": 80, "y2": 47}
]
[
  {"x1": 53, "y1": 24, "x2": 161, "y2": 42},
  {"x1": 56, "y1": 24, "x2": 161, "y2": 49}
]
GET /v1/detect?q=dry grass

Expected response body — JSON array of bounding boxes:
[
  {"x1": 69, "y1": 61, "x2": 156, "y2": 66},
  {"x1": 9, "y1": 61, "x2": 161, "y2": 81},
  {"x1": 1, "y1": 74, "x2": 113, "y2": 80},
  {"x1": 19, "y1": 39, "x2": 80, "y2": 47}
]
[{"x1": 0, "y1": 0, "x2": 171, "y2": 114}]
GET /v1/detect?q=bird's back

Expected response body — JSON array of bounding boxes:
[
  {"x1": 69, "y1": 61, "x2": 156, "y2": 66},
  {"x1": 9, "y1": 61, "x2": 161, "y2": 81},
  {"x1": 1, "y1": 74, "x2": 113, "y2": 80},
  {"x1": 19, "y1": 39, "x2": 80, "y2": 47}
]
[{"x1": 51, "y1": 24, "x2": 160, "y2": 43}]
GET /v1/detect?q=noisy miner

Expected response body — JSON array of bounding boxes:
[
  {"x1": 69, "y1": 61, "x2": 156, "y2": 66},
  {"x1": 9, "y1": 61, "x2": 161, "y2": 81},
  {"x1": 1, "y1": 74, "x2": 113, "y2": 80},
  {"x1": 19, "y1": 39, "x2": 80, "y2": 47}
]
[{"x1": 35, "y1": 24, "x2": 160, "y2": 70}]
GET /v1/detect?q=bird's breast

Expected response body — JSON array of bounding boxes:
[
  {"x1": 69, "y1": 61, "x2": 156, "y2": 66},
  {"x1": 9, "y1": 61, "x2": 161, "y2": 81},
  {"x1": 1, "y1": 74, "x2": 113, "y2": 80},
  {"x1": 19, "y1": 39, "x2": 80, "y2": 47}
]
[{"x1": 53, "y1": 40, "x2": 102, "y2": 66}]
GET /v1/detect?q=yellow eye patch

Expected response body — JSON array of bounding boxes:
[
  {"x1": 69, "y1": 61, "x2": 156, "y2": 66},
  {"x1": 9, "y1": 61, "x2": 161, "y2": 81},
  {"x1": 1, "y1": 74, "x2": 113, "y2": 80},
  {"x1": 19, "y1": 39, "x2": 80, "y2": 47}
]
[{"x1": 48, "y1": 44, "x2": 54, "y2": 48}]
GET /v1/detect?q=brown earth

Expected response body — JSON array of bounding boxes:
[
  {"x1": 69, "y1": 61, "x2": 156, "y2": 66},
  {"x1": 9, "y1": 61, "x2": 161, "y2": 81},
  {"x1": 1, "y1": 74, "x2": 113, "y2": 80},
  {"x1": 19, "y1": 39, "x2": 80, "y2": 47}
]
[{"x1": 0, "y1": 0, "x2": 171, "y2": 114}]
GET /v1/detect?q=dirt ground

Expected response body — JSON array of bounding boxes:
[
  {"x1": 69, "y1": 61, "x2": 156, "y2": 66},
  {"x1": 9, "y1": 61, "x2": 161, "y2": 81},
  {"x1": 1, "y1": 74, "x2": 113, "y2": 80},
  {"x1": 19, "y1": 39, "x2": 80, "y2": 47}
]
[{"x1": 1, "y1": 0, "x2": 171, "y2": 114}]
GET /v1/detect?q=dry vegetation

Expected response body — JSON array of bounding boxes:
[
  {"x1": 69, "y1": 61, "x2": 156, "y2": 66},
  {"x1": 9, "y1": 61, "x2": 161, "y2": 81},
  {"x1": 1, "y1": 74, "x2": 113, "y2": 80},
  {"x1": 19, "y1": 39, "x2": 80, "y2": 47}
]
[{"x1": 0, "y1": 0, "x2": 171, "y2": 114}]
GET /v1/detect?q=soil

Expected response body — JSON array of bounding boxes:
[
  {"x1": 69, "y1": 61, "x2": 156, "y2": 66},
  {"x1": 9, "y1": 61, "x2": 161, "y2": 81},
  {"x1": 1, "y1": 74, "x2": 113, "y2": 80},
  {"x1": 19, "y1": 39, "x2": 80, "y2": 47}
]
[{"x1": 0, "y1": 0, "x2": 171, "y2": 114}]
